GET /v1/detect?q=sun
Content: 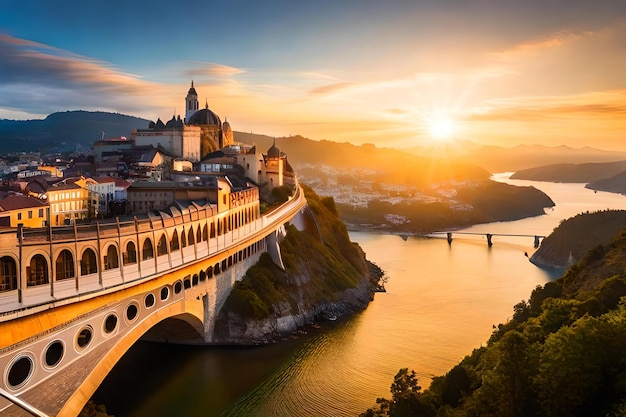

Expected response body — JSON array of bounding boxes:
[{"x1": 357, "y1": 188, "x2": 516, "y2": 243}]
[{"x1": 428, "y1": 117, "x2": 456, "y2": 141}]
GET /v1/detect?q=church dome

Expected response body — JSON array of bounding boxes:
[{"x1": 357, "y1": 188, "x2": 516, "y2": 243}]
[
  {"x1": 222, "y1": 119, "x2": 232, "y2": 135},
  {"x1": 188, "y1": 108, "x2": 221, "y2": 126},
  {"x1": 267, "y1": 141, "x2": 281, "y2": 158}
]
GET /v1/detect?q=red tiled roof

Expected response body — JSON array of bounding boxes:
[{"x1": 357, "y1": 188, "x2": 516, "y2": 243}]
[{"x1": 0, "y1": 195, "x2": 47, "y2": 212}]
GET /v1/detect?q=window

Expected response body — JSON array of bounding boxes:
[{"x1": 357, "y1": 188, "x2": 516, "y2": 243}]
[
  {"x1": 39, "y1": 209, "x2": 44, "y2": 218},
  {"x1": 27, "y1": 255, "x2": 48, "y2": 286},
  {"x1": 56, "y1": 250, "x2": 74, "y2": 280},
  {"x1": 125, "y1": 241, "x2": 137, "y2": 265},
  {"x1": 17, "y1": 213, "x2": 22, "y2": 221},
  {"x1": 104, "y1": 245, "x2": 119, "y2": 270},
  {"x1": 157, "y1": 235, "x2": 168, "y2": 256},
  {"x1": 28, "y1": 211, "x2": 33, "y2": 219},
  {"x1": 0, "y1": 256, "x2": 17, "y2": 292},
  {"x1": 80, "y1": 249, "x2": 97, "y2": 275},
  {"x1": 142, "y1": 239, "x2": 154, "y2": 260}
]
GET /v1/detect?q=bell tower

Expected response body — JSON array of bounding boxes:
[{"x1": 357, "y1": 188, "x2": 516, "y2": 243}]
[{"x1": 185, "y1": 81, "x2": 199, "y2": 124}]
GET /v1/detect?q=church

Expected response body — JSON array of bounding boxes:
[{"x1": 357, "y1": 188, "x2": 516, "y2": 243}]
[{"x1": 133, "y1": 82, "x2": 234, "y2": 162}]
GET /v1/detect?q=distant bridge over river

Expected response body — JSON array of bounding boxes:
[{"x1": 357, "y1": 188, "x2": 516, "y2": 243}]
[{"x1": 429, "y1": 231, "x2": 546, "y2": 248}]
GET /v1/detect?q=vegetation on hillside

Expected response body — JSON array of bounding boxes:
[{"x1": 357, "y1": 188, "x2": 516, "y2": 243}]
[
  {"x1": 362, "y1": 227, "x2": 626, "y2": 417},
  {"x1": 0, "y1": 110, "x2": 150, "y2": 153},
  {"x1": 340, "y1": 180, "x2": 555, "y2": 233},
  {"x1": 218, "y1": 184, "x2": 376, "y2": 323},
  {"x1": 531, "y1": 209, "x2": 626, "y2": 269}
]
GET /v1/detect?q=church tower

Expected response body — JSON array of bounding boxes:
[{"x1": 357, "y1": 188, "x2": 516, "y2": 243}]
[{"x1": 185, "y1": 81, "x2": 199, "y2": 123}]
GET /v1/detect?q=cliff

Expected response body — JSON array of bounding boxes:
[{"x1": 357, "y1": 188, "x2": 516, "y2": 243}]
[
  {"x1": 530, "y1": 209, "x2": 626, "y2": 269},
  {"x1": 213, "y1": 185, "x2": 384, "y2": 344}
]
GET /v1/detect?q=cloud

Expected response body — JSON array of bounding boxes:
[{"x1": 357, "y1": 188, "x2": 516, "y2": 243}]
[
  {"x1": 0, "y1": 33, "x2": 167, "y2": 117},
  {"x1": 467, "y1": 90, "x2": 626, "y2": 122},
  {"x1": 185, "y1": 63, "x2": 246, "y2": 78},
  {"x1": 309, "y1": 82, "x2": 355, "y2": 96}
]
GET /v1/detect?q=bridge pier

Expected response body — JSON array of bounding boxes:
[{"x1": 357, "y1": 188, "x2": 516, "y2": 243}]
[{"x1": 486, "y1": 234, "x2": 493, "y2": 247}]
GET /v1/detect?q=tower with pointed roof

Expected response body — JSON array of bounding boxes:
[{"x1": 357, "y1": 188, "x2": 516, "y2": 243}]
[{"x1": 185, "y1": 81, "x2": 199, "y2": 123}]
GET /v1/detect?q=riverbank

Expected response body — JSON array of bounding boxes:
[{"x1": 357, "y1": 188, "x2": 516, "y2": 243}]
[
  {"x1": 337, "y1": 180, "x2": 555, "y2": 234},
  {"x1": 212, "y1": 185, "x2": 386, "y2": 345}
]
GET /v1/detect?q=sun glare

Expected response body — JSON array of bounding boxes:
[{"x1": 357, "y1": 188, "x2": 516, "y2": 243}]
[{"x1": 428, "y1": 117, "x2": 456, "y2": 141}]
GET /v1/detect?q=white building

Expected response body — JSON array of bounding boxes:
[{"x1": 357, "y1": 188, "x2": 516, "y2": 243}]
[{"x1": 88, "y1": 177, "x2": 116, "y2": 217}]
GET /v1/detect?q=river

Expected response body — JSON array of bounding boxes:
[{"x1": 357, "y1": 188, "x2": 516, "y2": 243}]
[{"x1": 92, "y1": 176, "x2": 626, "y2": 417}]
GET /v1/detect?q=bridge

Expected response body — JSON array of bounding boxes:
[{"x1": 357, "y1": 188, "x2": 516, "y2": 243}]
[
  {"x1": 430, "y1": 231, "x2": 546, "y2": 248},
  {"x1": 0, "y1": 185, "x2": 309, "y2": 417}
]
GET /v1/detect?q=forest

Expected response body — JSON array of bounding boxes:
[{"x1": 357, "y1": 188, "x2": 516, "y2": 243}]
[{"x1": 361, "y1": 225, "x2": 626, "y2": 417}]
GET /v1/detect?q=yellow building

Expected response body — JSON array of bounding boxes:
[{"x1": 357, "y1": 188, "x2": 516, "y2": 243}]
[
  {"x1": 47, "y1": 182, "x2": 90, "y2": 226},
  {"x1": 0, "y1": 195, "x2": 49, "y2": 227}
]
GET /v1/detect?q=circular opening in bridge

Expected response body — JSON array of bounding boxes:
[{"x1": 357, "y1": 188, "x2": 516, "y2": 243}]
[
  {"x1": 160, "y1": 286, "x2": 170, "y2": 301},
  {"x1": 44, "y1": 341, "x2": 64, "y2": 368},
  {"x1": 145, "y1": 293, "x2": 155, "y2": 308},
  {"x1": 174, "y1": 281, "x2": 183, "y2": 294},
  {"x1": 76, "y1": 326, "x2": 93, "y2": 350},
  {"x1": 103, "y1": 314, "x2": 118, "y2": 334},
  {"x1": 126, "y1": 303, "x2": 139, "y2": 322},
  {"x1": 7, "y1": 355, "x2": 33, "y2": 389}
]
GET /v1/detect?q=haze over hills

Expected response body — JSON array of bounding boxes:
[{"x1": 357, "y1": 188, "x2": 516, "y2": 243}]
[
  {"x1": 2, "y1": 111, "x2": 625, "y2": 176},
  {"x1": 511, "y1": 161, "x2": 626, "y2": 183}
]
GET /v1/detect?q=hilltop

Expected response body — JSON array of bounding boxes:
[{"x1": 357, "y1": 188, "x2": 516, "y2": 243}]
[
  {"x1": 530, "y1": 209, "x2": 626, "y2": 269},
  {"x1": 0, "y1": 111, "x2": 150, "y2": 153}
]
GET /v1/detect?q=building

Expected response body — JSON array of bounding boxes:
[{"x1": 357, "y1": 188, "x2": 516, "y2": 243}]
[
  {"x1": 126, "y1": 178, "x2": 232, "y2": 214},
  {"x1": 93, "y1": 136, "x2": 134, "y2": 164},
  {"x1": 88, "y1": 177, "x2": 116, "y2": 217},
  {"x1": 134, "y1": 82, "x2": 233, "y2": 162},
  {"x1": 134, "y1": 116, "x2": 202, "y2": 163},
  {"x1": 47, "y1": 182, "x2": 90, "y2": 226},
  {"x1": 0, "y1": 195, "x2": 49, "y2": 227}
]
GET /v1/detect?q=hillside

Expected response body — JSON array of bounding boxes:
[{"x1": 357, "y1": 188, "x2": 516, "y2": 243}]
[
  {"x1": 510, "y1": 160, "x2": 626, "y2": 183},
  {"x1": 420, "y1": 143, "x2": 626, "y2": 173},
  {"x1": 362, "y1": 222, "x2": 626, "y2": 417},
  {"x1": 586, "y1": 171, "x2": 626, "y2": 195},
  {"x1": 214, "y1": 185, "x2": 383, "y2": 343},
  {"x1": 530, "y1": 210, "x2": 626, "y2": 269},
  {"x1": 235, "y1": 132, "x2": 490, "y2": 186},
  {"x1": 0, "y1": 111, "x2": 150, "y2": 153}
]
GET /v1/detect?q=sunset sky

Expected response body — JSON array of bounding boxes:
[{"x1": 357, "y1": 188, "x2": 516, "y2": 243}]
[{"x1": 1, "y1": 1, "x2": 626, "y2": 150}]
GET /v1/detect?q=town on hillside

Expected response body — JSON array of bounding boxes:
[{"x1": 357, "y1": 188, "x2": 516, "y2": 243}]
[{"x1": 0, "y1": 82, "x2": 295, "y2": 228}]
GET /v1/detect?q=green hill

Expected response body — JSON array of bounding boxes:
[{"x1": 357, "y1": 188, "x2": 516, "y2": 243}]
[
  {"x1": 530, "y1": 209, "x2": 626, "y2": 269},
  {"x1": 362, "y1": 216, "x2": 626, "y2": 417},
  {"x1": 0, "y1": 111, "x2": 150, "y2": 153}
]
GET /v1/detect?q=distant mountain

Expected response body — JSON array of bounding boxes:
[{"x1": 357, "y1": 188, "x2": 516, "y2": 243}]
[
  {"x1": 586, "y1": 171, "x2": 626, "y2": 195},
  {"x1": 234, "y1": 132, "x2": 490, "y2": 186},
  {"x1": 4, "y1": 111, "x2": 624, "y2": 176},
  {"x1": 510, "y1": 160, "x2": 626, "y2": 183},
  {"x1": 406, "y1": 142, "x2": 626, "y2": 173},
  {"x1": 0, "y1": 111, "x2": 151, "y2": 153}
]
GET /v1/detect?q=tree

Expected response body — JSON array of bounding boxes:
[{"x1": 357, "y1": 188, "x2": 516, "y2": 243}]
[{"x1": 360, "y1": 368, "x2": 436, "y2": 417}]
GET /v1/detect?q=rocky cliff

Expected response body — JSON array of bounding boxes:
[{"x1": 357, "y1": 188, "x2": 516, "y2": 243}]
[{"x1": 213, "y1": 185, "x2": 384, "y2": 344}]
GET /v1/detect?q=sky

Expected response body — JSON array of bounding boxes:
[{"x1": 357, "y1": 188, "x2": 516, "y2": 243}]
[{"x1": 1, "y1": 0, "x2": 626, "y2": 151}]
